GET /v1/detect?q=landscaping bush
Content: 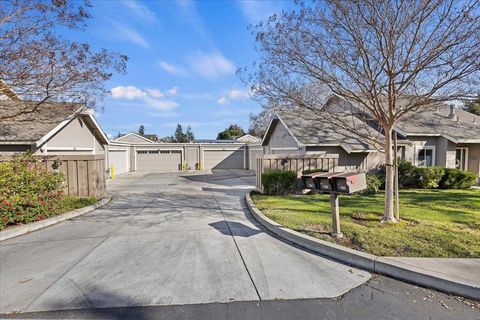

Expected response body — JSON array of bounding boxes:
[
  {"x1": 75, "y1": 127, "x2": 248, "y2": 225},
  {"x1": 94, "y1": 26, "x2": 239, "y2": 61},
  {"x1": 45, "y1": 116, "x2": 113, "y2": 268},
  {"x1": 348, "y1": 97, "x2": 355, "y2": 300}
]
[
  {"x1": 377, "y1": 158, "x2": 416, "y2": 189},
  {"x1": 364, "y1": 175, "x2": 382, "y2": 194},
  {"x1": 262, "y1": 170, "x2": 297, "y2": 195},
  {"x1": 439, "y1": 168, "x2": 478, "y2": 189},
  {"x1": 0, "y1": 155, "x2": 65, "y2": 229},
  {"x1": 412, "y1": 166, "x2": 445, "y2": 189}
]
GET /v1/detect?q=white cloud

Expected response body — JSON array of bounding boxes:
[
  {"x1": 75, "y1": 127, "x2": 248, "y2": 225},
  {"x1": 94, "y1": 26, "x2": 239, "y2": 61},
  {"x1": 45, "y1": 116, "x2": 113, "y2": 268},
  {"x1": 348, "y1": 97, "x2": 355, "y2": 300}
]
[
  {"x1": 216, "y1": 88, "x2": 252, "y2": 105},
  {"x1": 168, "y1": 86, "x2": 179, "y2": 95},
  {"x1": 146, "y1": 88, "x2": 164, "y2": 98},
  {"x1": 122, "y1": 0, "x2": 158, "y2": 24},
  {"x1": 190, "y1": 51, "x2": 236, "y2": 79},
  {"x1": 111, "y1": 86, "x2": 146, "y2": 99},
  {"x1": 175, "y1": 0, "x2": 209, "y2": 39},
  {"x1": 157, "y1": 60, "x2": 189, "y2": 76},
  {"x1": 115, "y1": 24, "x2": 150, "y2": 48},
  {"x1": 111, "y1": 85, "x2": 179, "y2": 111},
  {"x1": 237, "y1": 0, "x2": 283, "y2": 24},
  {"x1": 144, "y1": 96, "x2": 178, "y2": 110},
  {"x1": 217, "y1": 97, "x2": 228, "y2": 105},
  {"x1": 229, "y1": 89, "x2": 251, "y2": 99}
]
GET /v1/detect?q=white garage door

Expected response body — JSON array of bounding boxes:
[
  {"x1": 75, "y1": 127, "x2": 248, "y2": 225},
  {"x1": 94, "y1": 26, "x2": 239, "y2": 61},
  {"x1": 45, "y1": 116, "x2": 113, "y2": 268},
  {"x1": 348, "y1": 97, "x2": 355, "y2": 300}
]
[
  {"x1": 136, "y1": 150, "x2": 182, "y2": 171},
  {"x1": 109, "y1": 149, "x2": 128, "y2": 176},
  {"x1": 204, "y1": 149, "x2": 244, "y2": 170}
]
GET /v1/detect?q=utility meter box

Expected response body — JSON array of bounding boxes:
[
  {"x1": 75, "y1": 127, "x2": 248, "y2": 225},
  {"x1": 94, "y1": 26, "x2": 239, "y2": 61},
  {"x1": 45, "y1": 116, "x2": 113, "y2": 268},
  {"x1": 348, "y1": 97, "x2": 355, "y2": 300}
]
[
  {"x1": 332, "y1": 172, "x2": 367, "y2": 194},
  {"x1": 315, "y1": 172, "x2": 343, "y2": 192}
]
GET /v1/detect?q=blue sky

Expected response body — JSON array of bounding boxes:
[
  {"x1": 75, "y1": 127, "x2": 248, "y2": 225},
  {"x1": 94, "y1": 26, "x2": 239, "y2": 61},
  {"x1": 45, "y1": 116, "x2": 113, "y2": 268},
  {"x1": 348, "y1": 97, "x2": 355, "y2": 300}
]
[{"x1": 70, "y1": 0, "x2": 290, "y2": 139}]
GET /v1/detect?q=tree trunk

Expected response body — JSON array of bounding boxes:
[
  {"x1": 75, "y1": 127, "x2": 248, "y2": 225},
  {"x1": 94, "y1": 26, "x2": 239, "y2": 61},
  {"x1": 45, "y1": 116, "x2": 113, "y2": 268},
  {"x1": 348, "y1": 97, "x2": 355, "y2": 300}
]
[{"x1": 383, "y1": 127, "x2": 398, "y2": 222}]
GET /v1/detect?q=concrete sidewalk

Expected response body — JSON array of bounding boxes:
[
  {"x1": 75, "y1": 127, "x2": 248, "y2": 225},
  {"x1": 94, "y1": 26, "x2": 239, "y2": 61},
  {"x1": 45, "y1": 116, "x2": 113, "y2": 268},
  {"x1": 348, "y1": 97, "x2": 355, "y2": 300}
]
[{"x1": 379, "y1": 257, "x2": 480, "y2": 289}]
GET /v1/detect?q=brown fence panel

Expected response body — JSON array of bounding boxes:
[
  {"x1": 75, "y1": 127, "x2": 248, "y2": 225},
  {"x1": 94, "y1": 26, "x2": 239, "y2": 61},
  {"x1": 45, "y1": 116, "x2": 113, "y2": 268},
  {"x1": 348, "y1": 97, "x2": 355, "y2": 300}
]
[
  {"x1": 0, "y1": 155, "x2": 106, "y2": 198},
  {"x1": 255, "y1": 153, "x2": 339, "y2": 192}
]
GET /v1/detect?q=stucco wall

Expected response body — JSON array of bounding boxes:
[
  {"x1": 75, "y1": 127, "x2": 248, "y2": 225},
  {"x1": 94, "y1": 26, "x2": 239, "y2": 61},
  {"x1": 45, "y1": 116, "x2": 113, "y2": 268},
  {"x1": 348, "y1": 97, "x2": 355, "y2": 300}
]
[
  {"x1": 459, "y1": 143, "x2": 480, "y2": 177},
  {"x1": 305, "y1": 146, "x2": 376, "y2": 172},
  {"x1": 33, "y1": 117, "x2": 105, "y2": 156},
  {"x1": 265, "y1": 120, "x2": 300, "y2": 154},
  {"x1": 47, "y1": 118, "x2": 93, "y2": 149}
]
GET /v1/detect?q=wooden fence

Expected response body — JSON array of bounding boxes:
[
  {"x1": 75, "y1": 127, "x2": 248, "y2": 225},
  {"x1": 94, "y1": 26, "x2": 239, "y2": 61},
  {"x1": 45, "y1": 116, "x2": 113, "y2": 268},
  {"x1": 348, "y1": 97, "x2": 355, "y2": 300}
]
[
  {"x1": 1, "y1": 155, "x2": 106, "y2": 198},
  {"x1": 256, "y1": 153, "x2": 340, "y2": 192}
]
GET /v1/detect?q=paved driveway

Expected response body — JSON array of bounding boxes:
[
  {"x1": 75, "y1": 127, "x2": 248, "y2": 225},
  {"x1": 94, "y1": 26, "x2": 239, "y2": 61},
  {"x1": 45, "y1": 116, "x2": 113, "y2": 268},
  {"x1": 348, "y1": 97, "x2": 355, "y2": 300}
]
[{"x1": 0, "y1": 170, "x2": 370, "y2": 314}]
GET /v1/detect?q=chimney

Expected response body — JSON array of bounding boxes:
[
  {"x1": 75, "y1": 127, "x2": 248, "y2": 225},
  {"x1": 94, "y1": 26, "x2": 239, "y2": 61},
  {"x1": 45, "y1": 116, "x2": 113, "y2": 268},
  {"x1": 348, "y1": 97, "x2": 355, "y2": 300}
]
[{"x1": 448, "y1": 104, "x2": 456, "y2": 119}]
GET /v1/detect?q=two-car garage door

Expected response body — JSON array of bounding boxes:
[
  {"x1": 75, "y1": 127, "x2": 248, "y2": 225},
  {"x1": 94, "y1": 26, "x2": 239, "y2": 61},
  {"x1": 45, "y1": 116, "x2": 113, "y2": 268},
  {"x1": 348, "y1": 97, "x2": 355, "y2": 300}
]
[
  {"x1": 203, "y1": 149, "x2": 244, "y2": 170},
  {"x1": 136, "y1": 150, "x2": 182, "y2": 171}
]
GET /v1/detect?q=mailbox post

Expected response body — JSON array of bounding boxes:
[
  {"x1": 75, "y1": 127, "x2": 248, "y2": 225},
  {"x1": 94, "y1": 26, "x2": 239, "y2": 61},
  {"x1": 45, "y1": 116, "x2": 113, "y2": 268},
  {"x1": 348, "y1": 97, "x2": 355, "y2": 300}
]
[{"x1": 301, "y1": 171, "x2": 367, "y2": 239}]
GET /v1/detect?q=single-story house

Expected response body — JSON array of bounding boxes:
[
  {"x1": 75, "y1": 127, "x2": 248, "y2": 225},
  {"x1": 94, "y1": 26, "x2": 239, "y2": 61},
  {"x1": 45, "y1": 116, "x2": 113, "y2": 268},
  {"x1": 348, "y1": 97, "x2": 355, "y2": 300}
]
[
  {"x1": 262, "y1": 97, "x2": 480, "y2": 179},
  {"x1": 0, "y1": 100, "x2": 109, "y2": 155},
  {"x1": 114, "y1": 132, "x2": 156, "y2": 144},
  {"x1": 0, "y1": 100, "x2": 110, "y2": 197}
]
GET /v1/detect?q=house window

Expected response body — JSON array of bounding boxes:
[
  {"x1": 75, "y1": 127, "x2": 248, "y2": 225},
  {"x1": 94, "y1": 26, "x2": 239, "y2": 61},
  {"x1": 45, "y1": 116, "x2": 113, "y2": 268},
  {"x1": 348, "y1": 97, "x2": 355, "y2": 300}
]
[
  {"x1": 416, "y1": 146, "x2": 435, "y2": 167},
  {"x1": 455, "y1": 147, "x2": 468, "y2": 170}
]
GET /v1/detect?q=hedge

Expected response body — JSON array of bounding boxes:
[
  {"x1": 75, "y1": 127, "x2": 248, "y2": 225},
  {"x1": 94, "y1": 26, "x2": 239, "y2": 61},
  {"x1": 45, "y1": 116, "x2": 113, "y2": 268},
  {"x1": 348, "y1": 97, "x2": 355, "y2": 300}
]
[
  {"x1": 0, "y1": 155, "x2": 64, "y2": 229},
  {"x1": 439, "y1": 168, "x2": 478, "y2": 189},
  {"x1": 262, "y1": 170, "x2": 297, "y2": 195}
]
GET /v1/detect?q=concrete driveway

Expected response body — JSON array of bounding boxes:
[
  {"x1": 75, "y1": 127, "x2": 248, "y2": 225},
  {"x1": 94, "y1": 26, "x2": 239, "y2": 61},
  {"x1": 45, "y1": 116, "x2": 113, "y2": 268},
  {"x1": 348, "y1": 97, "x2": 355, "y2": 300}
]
[{"x1": 0, "y1": 170, "x2": 370, "y2": 314}]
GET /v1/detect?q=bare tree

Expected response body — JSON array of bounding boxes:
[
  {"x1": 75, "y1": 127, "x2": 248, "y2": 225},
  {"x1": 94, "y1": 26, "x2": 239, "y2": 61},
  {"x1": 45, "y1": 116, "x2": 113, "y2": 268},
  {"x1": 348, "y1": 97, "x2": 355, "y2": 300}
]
[
  {"x1": 245, "y1": 0, "x2": 480, "y2": 221},
  {"x1": 0, "y1": 0, "x2": 127, "y2": 120}
]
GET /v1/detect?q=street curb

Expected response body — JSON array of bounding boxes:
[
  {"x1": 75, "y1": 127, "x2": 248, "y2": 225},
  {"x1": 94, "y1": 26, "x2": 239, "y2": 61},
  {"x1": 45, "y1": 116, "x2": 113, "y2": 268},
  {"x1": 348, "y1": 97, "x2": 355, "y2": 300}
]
[
  {"x1": 0, "y1": 196, "x2": 112, "y2": 241},
  {"x1": 245, "y1": 191, "x2": 480, "y2": 300}
]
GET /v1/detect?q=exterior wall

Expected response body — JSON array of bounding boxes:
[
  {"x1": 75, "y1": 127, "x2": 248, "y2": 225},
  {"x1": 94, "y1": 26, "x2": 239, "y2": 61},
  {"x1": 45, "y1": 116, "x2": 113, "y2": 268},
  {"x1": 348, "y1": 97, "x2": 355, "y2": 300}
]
[
  {"x1": 404, "y1": 136, "x2": 439, "y2": 166},
  {"x1": 264, "y1": 121, "x2": 300, "y2": 154},
  {"x1": 34, "y1": 117, "x2": 106, "y2": 156},
  {"x1": 306, "y1": 146, "x2": 374, "y2": 172},
  {"x1": 459, "y1": 143, "x2": 480, "y2": 177},
  {"x1": 436, "y1": 136, "x2": 456, "y2": 168},
  {"x1": 185, "y1": 145, "x2": 199, "y2": 170}
]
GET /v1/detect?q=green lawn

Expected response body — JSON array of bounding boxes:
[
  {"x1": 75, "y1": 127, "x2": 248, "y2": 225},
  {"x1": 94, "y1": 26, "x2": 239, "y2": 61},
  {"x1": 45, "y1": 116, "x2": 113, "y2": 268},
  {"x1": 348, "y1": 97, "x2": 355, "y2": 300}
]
[{"x1": 252, "y1": 189, "x2": 480, "y2": 257}]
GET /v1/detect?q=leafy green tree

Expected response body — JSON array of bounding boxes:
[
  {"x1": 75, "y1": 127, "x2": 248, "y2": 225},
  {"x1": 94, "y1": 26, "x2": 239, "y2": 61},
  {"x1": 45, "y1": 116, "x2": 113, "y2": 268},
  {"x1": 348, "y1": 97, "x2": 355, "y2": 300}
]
[
  {"x1": 185, "y1": 125, "x2": 195, "y2": 142},
  {"x1": 174, "y1": 124, "x2": 186, "y2": 143},
  {"x1": 464, "y1": 94, "x2": 480, "y2": 116},
  {"x1": 217, "y1": 124, "x2": 245, "y2": 140},
  {"x1": 138, "y1": 125, "x2": 145, "y2": 136}
]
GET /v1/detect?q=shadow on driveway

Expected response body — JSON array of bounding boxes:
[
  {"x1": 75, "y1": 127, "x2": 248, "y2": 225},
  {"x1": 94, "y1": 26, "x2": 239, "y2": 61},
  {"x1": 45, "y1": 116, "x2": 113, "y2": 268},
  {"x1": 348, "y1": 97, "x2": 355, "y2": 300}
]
[{"x1": 208, "y1": 221, "x2": 262, "y2": 237}]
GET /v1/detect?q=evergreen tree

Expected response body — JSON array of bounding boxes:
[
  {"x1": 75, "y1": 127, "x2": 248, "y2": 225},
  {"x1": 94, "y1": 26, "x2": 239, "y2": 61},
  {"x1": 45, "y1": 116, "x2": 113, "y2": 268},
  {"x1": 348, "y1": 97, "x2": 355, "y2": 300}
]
[
  {"x1": 174, "y1": 124, "x2": 186, "y2": 143},
  {"x1": 138, "y1": 125, "x2": 145, "y2": 136},
  {"x1": 185, "y1": 125, "x2": 195, "y2": 143}
]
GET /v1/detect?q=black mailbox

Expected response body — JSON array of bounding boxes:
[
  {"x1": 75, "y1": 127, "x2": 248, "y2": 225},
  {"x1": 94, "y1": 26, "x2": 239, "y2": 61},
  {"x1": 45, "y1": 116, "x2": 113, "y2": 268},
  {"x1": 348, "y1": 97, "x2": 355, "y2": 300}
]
[
  {"x1": 332, "y1": 173, "x2": 367, "y2": 194},
  {"x1": 301, "y1": 172, "x2": 325, "y2": 189},
  {"x1": 315, "y1": 172, "x2": 343, "y2": 192}
]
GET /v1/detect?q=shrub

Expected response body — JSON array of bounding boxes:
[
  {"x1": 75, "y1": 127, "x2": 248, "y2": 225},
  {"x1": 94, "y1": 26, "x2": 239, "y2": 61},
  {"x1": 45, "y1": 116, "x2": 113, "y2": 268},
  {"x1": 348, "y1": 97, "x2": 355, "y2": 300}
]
[
  {"x1": 439, "y1": 168, "x2": 478, "y2": 189},
  {"x1": 262, "y1": 170, "x2": 297, "y2": 195},
  {"x1": 0, "y1": 154, "x2": 65, "y2": 229},
  {"x1": 363, "y1": 175, "x2": 382, "y2": 194},
  {"x1": 412, "y1": 166, "x2": 445, "y2": 189},
  {"x1": 377, "y1": 158, "x2": 416, "y2": 189}
]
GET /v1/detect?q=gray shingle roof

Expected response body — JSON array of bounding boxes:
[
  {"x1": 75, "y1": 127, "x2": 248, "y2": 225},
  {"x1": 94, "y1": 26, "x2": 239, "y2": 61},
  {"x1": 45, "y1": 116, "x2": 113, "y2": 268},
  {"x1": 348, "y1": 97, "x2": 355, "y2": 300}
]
[
  {"x1": 0, "y1": 100, "x2": 83, "y2": 143},
  {"x1": 274, "y1": 109, "x2": 381, "y2": 152},
  {"x1": 396, "y1": 105, "x2": 480, "y2": 142}
]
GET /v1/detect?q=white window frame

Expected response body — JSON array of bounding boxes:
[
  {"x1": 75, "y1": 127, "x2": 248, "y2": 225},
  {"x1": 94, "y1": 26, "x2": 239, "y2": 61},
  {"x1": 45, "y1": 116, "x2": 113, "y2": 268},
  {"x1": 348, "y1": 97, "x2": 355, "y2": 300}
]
[
  {"x1": 455, "y1": 147, "x2": 469, "y2": 170},
  {"x1": 415, "y1": 145, "x2": 436, "y2": 167}
]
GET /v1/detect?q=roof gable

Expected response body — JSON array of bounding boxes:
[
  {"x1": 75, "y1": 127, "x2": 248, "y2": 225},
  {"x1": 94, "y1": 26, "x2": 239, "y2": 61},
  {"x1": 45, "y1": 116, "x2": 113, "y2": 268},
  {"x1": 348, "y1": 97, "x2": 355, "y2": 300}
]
[{"x1": 114, "y1": 132, "x2": 155, "y2": 143}]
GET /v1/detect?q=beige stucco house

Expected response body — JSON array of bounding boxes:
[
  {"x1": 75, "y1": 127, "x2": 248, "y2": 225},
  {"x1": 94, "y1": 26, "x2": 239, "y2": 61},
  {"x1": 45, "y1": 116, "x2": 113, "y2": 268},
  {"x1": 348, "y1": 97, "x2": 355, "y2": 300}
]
[
  {"x1": 262, "y1": 98, "x2": 480, "y2": 180},
  {"x1": 0, "y1": 100, "x2": 109, "y2": 156}
]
